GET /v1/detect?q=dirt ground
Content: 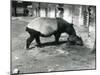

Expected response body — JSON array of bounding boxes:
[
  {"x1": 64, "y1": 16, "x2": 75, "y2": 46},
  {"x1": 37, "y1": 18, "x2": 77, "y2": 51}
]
[{"x1": 11, "y1": 17, "x2": 96, "y2": 74}]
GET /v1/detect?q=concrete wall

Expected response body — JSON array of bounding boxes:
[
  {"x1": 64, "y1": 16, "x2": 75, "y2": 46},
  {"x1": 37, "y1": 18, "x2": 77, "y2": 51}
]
[
  {"x1": 25, "y1": 2, "x2": 95, "y2": 27},
  {"x1": 63, "y1": 5, "x2": 84, "y2": 25},
  {"x1": 30, "y1": 3, "x2": 84, "y2": 25}
]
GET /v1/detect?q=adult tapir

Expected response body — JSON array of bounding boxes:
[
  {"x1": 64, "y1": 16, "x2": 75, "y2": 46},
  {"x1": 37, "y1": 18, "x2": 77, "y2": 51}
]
[{"x1": 26, "y1": 17, "x2": 83, "y2": 49}]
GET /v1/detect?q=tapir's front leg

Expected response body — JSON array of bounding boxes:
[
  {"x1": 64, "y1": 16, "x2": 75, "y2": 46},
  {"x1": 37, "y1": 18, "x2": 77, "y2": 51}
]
[
  {"x1": 54, "y1": 33, "x2": 61, "y2": 43},
  {"x1": 35, "y1": 35, "x2": 41, "y2": 45}
]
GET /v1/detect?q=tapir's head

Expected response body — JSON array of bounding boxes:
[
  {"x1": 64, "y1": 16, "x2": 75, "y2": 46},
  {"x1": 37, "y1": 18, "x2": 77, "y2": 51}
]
[
  {"x1": 75, "y1": 36, "x2": 83, "y2": 46},
  {"x1": 68, "y1": 35, "x2": 83, "y2": 46}
]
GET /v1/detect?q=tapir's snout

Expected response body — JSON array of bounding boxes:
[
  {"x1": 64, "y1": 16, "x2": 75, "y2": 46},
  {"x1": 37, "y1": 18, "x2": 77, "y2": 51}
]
[
  {"x1": 75, "y1": 36, "x2": 84, "y2": 46},
  {"x1": 68, "y1": 35, "x2": 84, "y2": 46},
  {"x1": 76, "y1": 42, "x2": 83, "y2": 46}
]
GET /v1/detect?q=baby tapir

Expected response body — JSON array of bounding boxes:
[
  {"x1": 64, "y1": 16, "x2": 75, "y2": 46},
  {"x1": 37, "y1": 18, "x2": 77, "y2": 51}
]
[{"x1": 26, "y1": 17, "x2": 83, "y2": 49}]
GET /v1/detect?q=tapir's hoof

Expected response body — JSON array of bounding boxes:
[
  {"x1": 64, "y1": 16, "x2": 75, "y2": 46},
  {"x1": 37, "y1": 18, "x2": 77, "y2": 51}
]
[
  {"x1": 24, "y1": 46, "x2": 30, "y2": 50},
  {"x1": 26, "y1": 46, "x2": 32, "y2": 50},
  {"x1": 26, "y1": 48, "x2": 30, "y2": 50},
  {"x1": 54, "y1": 41, "x2": 59, "y2": 44}
]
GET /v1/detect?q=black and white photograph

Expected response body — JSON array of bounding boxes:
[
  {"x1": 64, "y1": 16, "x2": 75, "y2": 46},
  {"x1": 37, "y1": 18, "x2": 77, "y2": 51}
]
[{"x1": 11, "y1": 0, "x2": 96, "y2": 74}]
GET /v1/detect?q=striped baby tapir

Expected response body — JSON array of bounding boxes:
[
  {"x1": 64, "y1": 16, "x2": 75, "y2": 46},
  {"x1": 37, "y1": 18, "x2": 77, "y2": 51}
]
[{"x1": 26, "y1": 17, "x2": 83, "y2": 49}]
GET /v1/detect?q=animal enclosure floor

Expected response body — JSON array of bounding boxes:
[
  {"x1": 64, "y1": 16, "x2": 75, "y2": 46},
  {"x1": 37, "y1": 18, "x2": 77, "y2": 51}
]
[{"x1": 11, "y1": 17, "x2": 96, "y2": 74}]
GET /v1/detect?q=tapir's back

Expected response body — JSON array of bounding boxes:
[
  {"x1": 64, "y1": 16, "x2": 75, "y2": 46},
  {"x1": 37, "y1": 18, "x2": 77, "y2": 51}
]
[{"x1": 27, "y1": 17, "x2": 57, "y2": 35}]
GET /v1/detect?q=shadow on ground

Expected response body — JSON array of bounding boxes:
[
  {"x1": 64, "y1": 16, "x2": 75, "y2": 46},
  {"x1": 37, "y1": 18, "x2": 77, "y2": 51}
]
[{"x1": 29, "y1": 41, "x2": 67, "y2": 49}]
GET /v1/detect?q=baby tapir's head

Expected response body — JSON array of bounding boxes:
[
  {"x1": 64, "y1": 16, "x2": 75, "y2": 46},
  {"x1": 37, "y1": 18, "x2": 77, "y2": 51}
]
[{"x1": 68, "y1": 35, "x2": 83, "y2": 46}]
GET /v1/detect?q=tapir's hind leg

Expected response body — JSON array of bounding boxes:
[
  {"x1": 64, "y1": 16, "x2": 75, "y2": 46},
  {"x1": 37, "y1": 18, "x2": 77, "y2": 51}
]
[
  {"x1": 26, "y1": 36, "x2": 34, "y2": 49},
  {"x1": 26, "y1": 27, "x2": 35, "y2": 49}
]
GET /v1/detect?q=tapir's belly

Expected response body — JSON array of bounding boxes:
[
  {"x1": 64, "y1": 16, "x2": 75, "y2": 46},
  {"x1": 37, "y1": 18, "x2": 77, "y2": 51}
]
[{"x1": 27, "y1": 17, "x2": 58, "y2": 35}]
